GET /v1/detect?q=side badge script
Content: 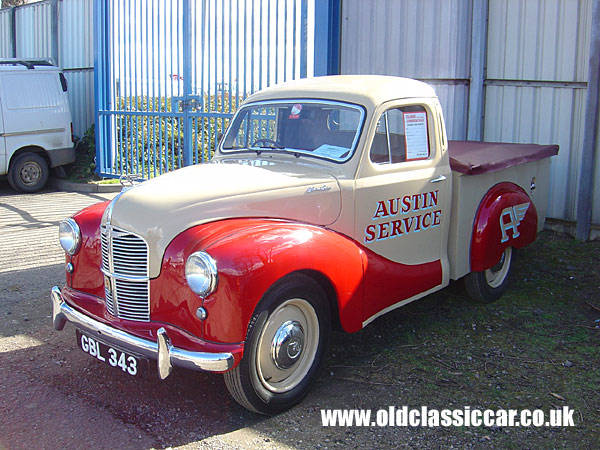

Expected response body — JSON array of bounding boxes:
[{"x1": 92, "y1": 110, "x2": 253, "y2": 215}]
[
  {"x1": 306, "y1": 185, "x2": 332, "y2": 194},
  {"x1": 500, "y1": 202, "x2": 530, "y2": 243}
]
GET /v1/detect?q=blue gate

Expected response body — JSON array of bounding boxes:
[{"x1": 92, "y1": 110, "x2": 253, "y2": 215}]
[{"x1": 95, "y1": 0, "x2": 313, "y2": 178}]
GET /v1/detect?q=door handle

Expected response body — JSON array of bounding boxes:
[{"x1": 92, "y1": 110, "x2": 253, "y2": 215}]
[{"x1": 430, "y1": 175, "x2": 447, "y2": 183}]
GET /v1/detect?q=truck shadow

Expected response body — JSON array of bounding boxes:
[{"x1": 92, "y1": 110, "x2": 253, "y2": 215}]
[
  {"x1": 0, "y1": 262, "x2": 476, "y2": 449},
  {"x1": 3, "y1": 240, "x2": 592, "y2": 449}
]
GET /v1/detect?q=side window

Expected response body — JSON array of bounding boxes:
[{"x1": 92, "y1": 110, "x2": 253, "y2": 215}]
[
  {"x1": 370, "y1": 105, "x2": 430, "y2": 165},
  {"x1": 2, "y1": 73, "x2": 62, "y2": 110}
]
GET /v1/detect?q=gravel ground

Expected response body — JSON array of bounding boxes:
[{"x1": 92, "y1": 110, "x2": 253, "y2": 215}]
[{"x1": 0, "y1": 179, "x2": 595, "y2": 449}]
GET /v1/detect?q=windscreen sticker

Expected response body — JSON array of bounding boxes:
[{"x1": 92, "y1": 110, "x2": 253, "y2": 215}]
[
  {"x1": 364, "y1": 190, "x2": 442, "y2": 243},
  {"x1": 312, "y1": 144, "x2": 349, "y2": 160},
  {"x1": 289, "y1": 103, "x2": 302, "y2": 119},
  {"x1": 403, "y1": 112, "x2": 429, "y2": 160}
]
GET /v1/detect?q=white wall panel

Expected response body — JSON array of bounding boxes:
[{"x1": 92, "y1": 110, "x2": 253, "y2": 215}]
[
  {"x1": 487, "y1": 0, "x2": 591, "y2": 82},
  {"x1": 65, "y1": 70, "x2": 94, "y2": 137},
  {"x1": 431, "y1": 83, "x2": 469, "y2": 140},
  {"x1": 15, "y1": 0, "x2": 52, "y2": 59},
  {"x1": 59, "y1": 0, "x2": 94, "y2": 68},
  {"x1": 0, "y1": 9, "x2": 11, "y2": 58},
  {"x1": 340, "y1": 0, "x2": 472, "y2": 139},
  {"x1": 484, "y1": 86, "x2": 587, "y2": 221},
  {"x1": 341, "y1": 0, "x2": 472, "y2": 78}
]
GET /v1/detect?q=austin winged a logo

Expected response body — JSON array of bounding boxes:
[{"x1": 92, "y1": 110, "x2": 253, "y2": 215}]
[{"x1": 500, "y1": 202, "x2": 530, "y2": 243}]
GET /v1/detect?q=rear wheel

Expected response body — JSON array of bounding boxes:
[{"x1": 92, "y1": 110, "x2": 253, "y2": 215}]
[
  {"x1": 224, "y1": 274, "x2": 330, "y2": 415},
  {"x1": 465, "y1": 247, "x2": 514, "y2": 303},
  {"x1": 8, "y1": 152, "x2": 49, "y2": 193}
]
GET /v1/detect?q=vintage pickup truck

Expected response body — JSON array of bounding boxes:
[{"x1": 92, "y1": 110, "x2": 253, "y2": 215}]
[{"x1": 51, "y1": 75, "x2": 558, "y2": 414}]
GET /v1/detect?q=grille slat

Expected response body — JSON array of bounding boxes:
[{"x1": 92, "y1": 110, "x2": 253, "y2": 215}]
[{"x1": 101, "y1": 225, "x2": 150, "y2": 322}]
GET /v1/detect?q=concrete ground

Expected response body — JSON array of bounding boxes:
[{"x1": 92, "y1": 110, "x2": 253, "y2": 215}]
[
  {"x1": 2, "y1": 179, "x2": 590, "y2": 450},
  {"x1": 0, "y1": 183, "x2": 117, "y2": 274}
]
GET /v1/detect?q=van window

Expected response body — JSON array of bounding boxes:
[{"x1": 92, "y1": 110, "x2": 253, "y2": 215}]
[
  {"x1": 2, "y1": 73, "x2": 61, "y2": 110},
  {"x1": 59, "y1": 73, "x2": 68, "y2": 92}
]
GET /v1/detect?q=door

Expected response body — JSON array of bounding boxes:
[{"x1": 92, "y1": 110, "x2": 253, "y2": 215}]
[{"x1": 355, "y1": 101, "x2": 451, "y2": 322}]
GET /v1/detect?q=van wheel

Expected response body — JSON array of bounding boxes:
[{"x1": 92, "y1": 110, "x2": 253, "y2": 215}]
[
  {"x1": 9, "y1": 152, "x2": 49, "y2": 193},
  {"x1": 224, "y1": 274, "x2": 330, "y2": 415},
  {"x1": 465, "y1": 247, "x2": 514, "y2": 303}
]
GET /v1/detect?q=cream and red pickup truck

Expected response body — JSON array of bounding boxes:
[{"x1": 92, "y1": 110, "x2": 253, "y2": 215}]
[{"x1": 51, "y1": 76, "x2": 558, "y2": 414}]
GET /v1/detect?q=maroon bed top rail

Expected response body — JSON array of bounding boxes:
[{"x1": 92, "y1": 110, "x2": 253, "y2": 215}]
[{"x1": 448, "y1": 140, "x2": 559, "y2": 175}]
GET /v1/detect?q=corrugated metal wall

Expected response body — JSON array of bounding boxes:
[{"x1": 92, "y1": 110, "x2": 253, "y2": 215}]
[
  {"x1": 0, "y1": 0, "x2": 94, "y2": 137},
  {"x1": 484, "y1": 0, "x2": 592, "y2": 223},
  {"x1": 59, "y1": 0, "x2": 94, "y2": 137},
  {"x1": 15, "y1": 1, "x2": 52, "y2": 58},
  {"x1": 340, "y1": 0, "x2": 597, "y2": 231},
  {"x1": 0, "y1": 9, "x2": 11, "y2": 58},
  {"x1": 340, "y1": 0, "x2": 472, "y2": 140}
]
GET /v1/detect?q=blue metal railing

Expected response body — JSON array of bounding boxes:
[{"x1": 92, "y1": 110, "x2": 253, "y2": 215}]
[{"x1": 95, "y1": 0, "x2": 313, "y2": 178}]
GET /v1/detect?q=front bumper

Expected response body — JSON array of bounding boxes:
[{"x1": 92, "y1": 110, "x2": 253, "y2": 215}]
[{"x1": 51, "y1": 286, "x2": 234, "y2": 378}]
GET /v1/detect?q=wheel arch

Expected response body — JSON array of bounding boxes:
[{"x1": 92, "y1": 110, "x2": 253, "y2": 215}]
[
  {"x1": 471, "y1": 182, "x2": 537, "y2": 272},
  {"x1": 295, "y1": 269, "x2": 342, "y2": 332},
  {"x1": 203, "y1": 220, "x2": 365, "y2": 342},
  {"x1": 9, "y1": 145, "x2": 50, "y2": 169},
  {"x1": 156, "y1": 219, "x2": 365, "y2": 346}
]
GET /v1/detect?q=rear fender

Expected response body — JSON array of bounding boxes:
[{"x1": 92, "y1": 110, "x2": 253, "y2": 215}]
[{"x1": 471, "y1": 182, "x2": 537, "y2": 271}]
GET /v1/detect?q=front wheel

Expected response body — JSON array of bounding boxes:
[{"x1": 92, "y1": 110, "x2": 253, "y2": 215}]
[
  {"x1": 465, "y1": 247, "x2": 514, "y2": 303},
  {"x1": 224, "y1": 274, "x2": 330, "y2": 415}
]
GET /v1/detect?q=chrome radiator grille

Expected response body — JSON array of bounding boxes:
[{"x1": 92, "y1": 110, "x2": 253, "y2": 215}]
[{"x1": 101, "y1": 225, "x2": 150, "y2": 321}]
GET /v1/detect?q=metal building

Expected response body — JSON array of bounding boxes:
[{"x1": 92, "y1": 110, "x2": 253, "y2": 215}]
[
  {"x1": 339, "y1": 0, "x2": 599, "y2": 240},
  {"x1": 0, "y1": 0, "x2": 94, "y2": 137}
]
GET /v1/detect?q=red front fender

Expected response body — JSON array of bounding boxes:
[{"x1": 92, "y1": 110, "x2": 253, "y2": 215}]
[
  {"x1": 154, "y1": 219, "x2": 367, "y2": 344},
  {"x1": 471, "y1": 182, "x2": 537, "y2": 272}
]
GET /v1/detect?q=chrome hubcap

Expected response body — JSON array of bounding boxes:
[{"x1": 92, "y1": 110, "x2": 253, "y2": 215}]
[
  {"x1": 20, "y1": 161, "x2": 42, "y2": 186},
  {"x1": 271, "y1": 320, "x2": 305, "y2": 369},
  {"x1": 256, "y1": 298, "x2": 319, "y2": 393}
]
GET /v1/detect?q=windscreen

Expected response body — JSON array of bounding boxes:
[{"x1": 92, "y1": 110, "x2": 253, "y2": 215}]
[{"x1": 221, "y1": 100, "x2": 364, "y2": 163}]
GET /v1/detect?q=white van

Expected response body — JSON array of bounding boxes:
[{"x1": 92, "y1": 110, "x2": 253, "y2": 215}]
[{"x1": 0, "y1": 59, "x2": 75, "y2": 192}]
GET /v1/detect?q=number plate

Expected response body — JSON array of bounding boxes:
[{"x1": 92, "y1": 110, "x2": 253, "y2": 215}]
[{"x1": 76, "y1": 329, "x2": 148, "y2": 377}]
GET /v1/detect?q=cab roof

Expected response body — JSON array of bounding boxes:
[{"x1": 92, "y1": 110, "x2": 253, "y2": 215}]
[{"x1": 245, "y1": 75, "x2": 438, "y2": 110}]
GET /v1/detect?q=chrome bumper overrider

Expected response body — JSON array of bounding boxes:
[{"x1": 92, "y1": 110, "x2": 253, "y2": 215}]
[{"x1": 51, "y1": 286, "x2": 234, "y2": 378}]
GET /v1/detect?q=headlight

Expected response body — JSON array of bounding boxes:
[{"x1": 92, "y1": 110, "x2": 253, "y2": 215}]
[
  {"x1": 59, "y1": 218, "x2": 81, "y2": 255},
  {"x1": 185, "y1": 251, "x2": 218, "y2": 297}
]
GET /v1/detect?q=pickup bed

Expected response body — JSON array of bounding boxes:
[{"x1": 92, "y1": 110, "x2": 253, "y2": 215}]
[{"x1": 51, "y1": 75, "x2": 558, "y2": 414}]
